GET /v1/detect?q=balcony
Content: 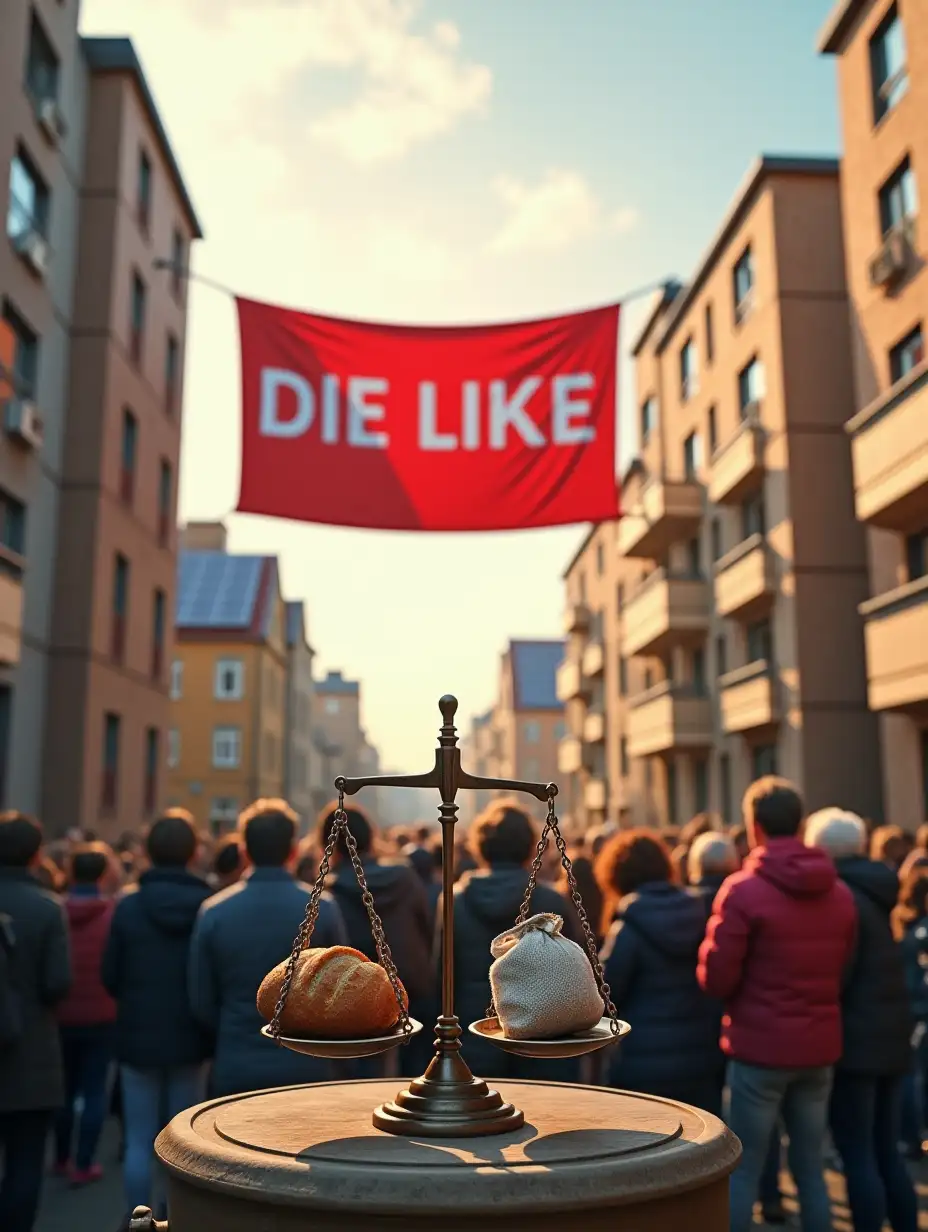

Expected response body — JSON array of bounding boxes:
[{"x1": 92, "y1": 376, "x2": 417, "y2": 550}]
[
  {"x1": 582, "y1": 639, "x2": 605, "y2": 678},
  {"x1": 860, "y1": 576, "x2": 928, "y2": 717},
  {"x1": 617, "y1": 478, "x2": 703, "y2": 560},
  {"x1": 709, "y1": 420, "x2": 766, "y2": 505},
  {"x1": 719, "y1": 661, "x2": 780, "y2": 735},
  {"x1": 626, "y1": 682, "x2": 713, "y2": 758},
  {"x1": 563, "y1": 603, "x2": 591, "y2": 634},
  {"x1": 556, "y1": 659, "x2": 590, "y2": 703},
  {"x1": 584, "y1": 778, "x2": 607, "y2": 811},
  {"x1": 622, "y1": 568, "x2": 710, "y2": 658},
  {"x1": 558, "y1": 736, "x2": 585, "y2": 775},
  {"x1": 0, "y1": 561, "x2": 24, "y2": 665},
  {"x1": 847, "y1": 363, "x2": 928, "y2": 532},
  {"x1": 583, "y1": 710, "x2": 606, "y2": 744},
  {"x1": 714, "y1": 534, "x2": 776, "y2": 621}
]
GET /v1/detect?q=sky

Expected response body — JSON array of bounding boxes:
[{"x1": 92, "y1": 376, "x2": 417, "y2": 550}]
[{"x1": 80, "y1": 0, "x2": 843, "y2": 775}]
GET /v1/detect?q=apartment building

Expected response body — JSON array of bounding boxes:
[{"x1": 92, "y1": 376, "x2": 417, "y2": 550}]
[
  {"x1": 1, "y1": 6, "x2": 201, "y2": 834},
  {"x1": 820, "y1": 0, "x2": 928, "y2": 826},
  {"x1": 284, "y1": 599, "x2": 315, "y2": 824},
  {"x1": 166, "y1": 543, "x2": 288, "y2": 833},
  {"x1": 460, "y1": 709, "x2": 497, "y2": 826},
  {"x1": 561, "y1": 156, "x2": 883, "y2": 830}
]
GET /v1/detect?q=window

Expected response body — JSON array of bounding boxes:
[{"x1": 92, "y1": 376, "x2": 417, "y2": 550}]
[
  {"x1": 553, "y1": 720, "x2": 566, "y2": 742},
  {"x1": 694, "y1": 756, "x2": 709, "y2": 813},
  {"x1": 707, "y1": 406, "x2": 717, "y2": 454},
  {"x1": 209, "y1": 797, "x2": 239, "y2": 835},
  {"x1": 0, "y1": 490, "x2": 26, "y2": 562},
  {"x1": 733, "y1": 246, "x2": 754, "y2": 321},
  {"x1": 618, "y1": 656, "x2": 627, "y2": 696},
  {"x1": 620, "y1": 736, "x2": 629, "y2": 777},
  {"x1": 596, "y1": 542, "x2": 605, "y2": 575},
  {"x1": 130, "y1": 272, "x2": 147, "y2": 366},
  {"x1": 692, "y1": 647, "x2": 706, "y2": 695},
  {"x1": 640, "y1": 396, "x2": 656, "y2": 443},
  {"x1": 616, "y1": 582, "x2": 625, "y2": 613},
  {"x1": 171, "y1": 228, "x2": 185, "y2": 299},
  {"x1": 214, "y1": 658, "x2": 244, "y2": 701},
  {"x1": 719, "y1": 753, "x2": 732, "y2": 824},
  {"x1": 738, "y1": 357, "x2": 765, "y2": 417},
  {"x1": 870, "y1": 5, "x2": 908, "y2": 123},
  {"x1": 667, "y1": 760, "x2": 678, "y2": 824},
  {"x1": 325, "y1": 697, "x2": 340, "y2": 715},
  {"x1": 7, "y1": 149, "x2": 49, "y2": 243},
  {"x1": 680, "y1": 339, "x2": 698, "y2": 401},
  {"x1": 644, "y1": 756, "x2": 653, "y2": 790},
  {"x1": 151, "y1": 589, "x2": 165, "y2": 680},
  {"x1": 711, "y1": 518, "x2": 723, "y2": 562},
  {"x1": 747, "y1": 618, "x2": 773, "y2": 664},
  {"x1": 686, "y1": 535, "x2": 701, "y2": 576},
  {"x1": 741, "y1": 492, "x2": 766, "y2": 539},
  {"x1": 120, "y1": 409, "x2": 137, "y2": 504},
  {"x1": 889, "y1": 325, "x2": 924, "y2": 382},
  {"x1": 906, "y1": 531, "x2": 928, "y2": 581},
  {"x1": 111, "y1": 554, "x2": 129, "y2": 663},
  {"x1": 165, "y1": 333, "x2": 179, "y2": 414},
  {"x1": 2, "y1": 303, "x2": 39, "y2": 397},
  {"x1": 524, "y1": 720, "x2": 540, "y2": 744},
  {"x1": 716, "y1": 634, "x2": 727, "y2": 676},
  {"x1": 158, "y1": 459, "x2": 172, "y2": 546},
  {"x1": 683, "y1": 431, "x2": 702, "y2": 479},
  {"x1": 137, "y1": 149, "x2": 152, "y2": 234},
  {"x1": 102, "y1": 712, "x2": 120, "y2": 812},
  {"x1": 167, "y1": 727, "x2": 180, "y2": 769},
  {"x1": 879, "y1": 157, "x2": 918, "y2": 237},
  {"x1": 25, "y1": 13, "x2": 60, "y2": 105},
  {"x1": 144, "y1": 727, "x2": 159, "y2": 813},
  {"x1": 170, "y1": 659, "x2": 183, "y2": 700},
  {"x1": 705, "y1": 303, "x2": 714, "y2": 364},
  {"x1": 212, "y1": 726, "x2": 242, "y2": 769},
  {"x1": 751, "y1": 744, "x2": 778, "y2": 780}
]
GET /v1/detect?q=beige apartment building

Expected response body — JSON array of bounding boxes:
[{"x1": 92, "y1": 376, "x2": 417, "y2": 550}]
[
  {"x1": 820, "y1": 0, "x2": 928, "y2": 827},
  {"x1": 560, "y1": 156, "x2": 883, "y2": 830}
]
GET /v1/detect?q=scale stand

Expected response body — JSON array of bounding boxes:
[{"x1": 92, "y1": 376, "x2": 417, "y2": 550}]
[{"x1": 335, "y1": 694, "x2": 556, "y2": 1138}]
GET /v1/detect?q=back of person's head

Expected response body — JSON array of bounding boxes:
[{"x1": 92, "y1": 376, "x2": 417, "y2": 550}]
[
  {"x1": 0, "y1": 811, "x2": 43, "y2": 869},
  {"x1": 240, "y1": 798, "x2": 298, "y2": 868},
  {"x1": 318, "y1": 802, "x2": 374, "y2": 861},
  {"x1": 894, "y1": 869, "x2": 928, "y2": 940},
  {"x1": 146, "y1": 808, "x2": 198, "y2": 869},
  {"x1": 415, "y1": 825, "x2": 432, "y2": 845},
  {"x1": 403, "y1": 842, "x2": 434, "y2": 884},
  {"x1": 870, "y1": 824, "x2": 908, "y2": 868},
  {"x1": 687, "y1": 832, "x2": 738, "y2": 884},
  {"x1": 212, "y1": 836, "x2": 244, "y2": 881},
  {"x1": 469, "y1": 800, "x2": 536, "y2": 868},
  {"x1": 586, "y1": 823, "x2": 617, "y2": 860},
  {"x1": 679, "y1": 812, "x2": 717, "y2": 847},
  {"x1": 742, "y1": 776, "x2": 803, "y2": 842},
  {"x1": 596, "y1": 829, "x2": 674, "y2": 899},
  {"x1": 558, "y1": 853, "x2": 603, "y2": 937},
  {"x1": 915, "y1": 823, "x2": 928, "y2": 855},
  {"x1": 804, "y1": 808, "x2": 867, "y2": 861},
  {"x1": 69, "y1": 841, "x2": 113, "y2": 887}
]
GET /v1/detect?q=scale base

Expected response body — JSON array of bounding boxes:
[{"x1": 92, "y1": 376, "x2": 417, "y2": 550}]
[{"x1": 373, "y1": 1046, "x2": 524, "y2": 1138}]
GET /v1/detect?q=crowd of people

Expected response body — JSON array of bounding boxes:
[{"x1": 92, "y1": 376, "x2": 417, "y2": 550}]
[{"x1": 0, "y1": 781, "x2": 927, "y2": 1232}]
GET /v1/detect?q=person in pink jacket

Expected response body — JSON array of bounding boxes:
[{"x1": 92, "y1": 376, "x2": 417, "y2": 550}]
[{"x1": 697, "y1": 776, "x2": 856, "y2": 1232}]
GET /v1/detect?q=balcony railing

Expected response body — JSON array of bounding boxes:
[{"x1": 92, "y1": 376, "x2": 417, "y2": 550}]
[
  {"x1": 558, "y1": 736, "x2": 585, "y2": 775},
  {"x1": 860, "y1": 575, "x2": 928, "y2": 716},
  {"x1": 719, "y1": 660, "x2": 780, "y2": 735},
  {"x1": 708, "y1": 418, "x2": 765, "y2": 505},
  {"x1": 616, "y1": 477, "x2": 703, "y2": 560},
  {"x1": 563, "y1": 603, "x2": 590, "y2": 634},
  {"x1": 555, "y1": 659, "x2": 589, "y2": 703},
  {"x1": 622, "y1": 567, "x2": 710, "y2": 658},
  {"x1": 584, "y1": 778, "x2": 607, "y2": 812},
  {"x1": 582, "y1": 639, "x2": 605, "y2": 678},
  {"x1": 626, "y1": 681, "x2": 713, "y2": 758},
  {"x1": 583, "y1": 710, "x2": 606, "y2": 744},
  {"x1": 713, "y1": 534, "x2": 776, "y2": 622}
]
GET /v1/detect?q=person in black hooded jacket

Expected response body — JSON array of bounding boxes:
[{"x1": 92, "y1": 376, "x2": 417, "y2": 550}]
[
  {"x1": 597, "y1": 829, "x2": 725, "y2": 1114},
  {"x1": 805, "y1": 809, "x2": 917, "y2": 1232},
  {"x1": 445, "y1": 800, "x2": 582, "y2": 1082}
]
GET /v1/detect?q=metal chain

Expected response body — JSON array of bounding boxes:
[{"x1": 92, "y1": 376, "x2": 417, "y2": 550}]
[{"x1": 268, "y1": 792, "x2": 410, "y2": 1042}]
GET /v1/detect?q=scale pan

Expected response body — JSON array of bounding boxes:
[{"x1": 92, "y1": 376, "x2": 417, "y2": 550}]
[
  {"x1": 468, "y1": 1016, "x2": 630, "y2": 1059},
  {"x1": 260, "y1": 1018, "x2": 423, "y2": 1060}
]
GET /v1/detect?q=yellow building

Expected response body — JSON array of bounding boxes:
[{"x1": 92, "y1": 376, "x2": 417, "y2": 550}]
[{"x1": 166, "y1": 526, "x2": 288, "y2": 833}]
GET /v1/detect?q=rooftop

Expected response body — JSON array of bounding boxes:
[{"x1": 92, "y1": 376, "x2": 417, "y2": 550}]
[
  {"x1": 176, "y1": 551, "x2": 278, "y2": 638},
  {"x1": 818, "y1": 0, "x2": 869, "y2": 54},
  {"x1": 630, "y1": 280, "x2": 683, "y2": 357},
  {"x1": 509, "y1": 640, "x2": 566, "y2": 712},
  {"x1": 285, "y1": 599, "x2": 313, "y2": 652},
  {"x1": 81, "y1": 37, "x2": 204, "y2": 239},
  {"x1": 317, "y1": 670, "x2": 360, "y2": 697}
]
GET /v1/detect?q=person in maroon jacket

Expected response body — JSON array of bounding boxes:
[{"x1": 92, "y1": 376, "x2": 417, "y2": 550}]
[
  {"x1": 53, "y1": 843, "x2": 117, "y2": 1186},
  {"x1": 697, "y1": 777, "x2": 856, "y2": 1232}
]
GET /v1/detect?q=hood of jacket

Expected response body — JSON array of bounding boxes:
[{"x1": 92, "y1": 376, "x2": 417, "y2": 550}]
[
  {"x1": 617, "y1": 881, "x2": 708, "y2": 960},
  {"x1": 65, "y1": 894, "x2": 112, "y2": 928},
  {"x1": 332, "y1": 859, "x2": 414, "y2": 909},
  {"x1": 136, "y1": 868, "x2": 212, "y2": 935},
  {"x1": 836, "y1": 854, "x2": 898, "y2": 914},
  {"x1": 746, "y1": 837, "x2": 838, "y2": 899},
  {"x1": 458, "y1": 865, "x2": 534, "y2": 929}
]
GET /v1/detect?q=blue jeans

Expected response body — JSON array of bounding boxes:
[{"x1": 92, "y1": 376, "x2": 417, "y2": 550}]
[
  {"x1": 728, "y1": 1061, "x2": 833, "y2": 1232},
  {"x1": 53, "y1": 1023, "x2": 115, "y2": 1170},
  {"x1": 121, "y1": 1064, "x2": 207, "y2": 1212},
  {"x1": 829, "y1": 1071, "x2": 917, "y2": 1232}
]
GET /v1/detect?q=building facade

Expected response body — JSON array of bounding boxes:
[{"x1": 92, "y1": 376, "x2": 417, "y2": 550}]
[
  {"x1": 167, "y1": 546, "x2": 288, "y2": 834},
  {"x1": 1, "y1": 7, "x2": 201, "y2": 835},
  {"x1": 560, "y1": 156, "x2": 883, "y2": 831},
  {"x1": 284, "y1": 599, "x2": 315, "y2": 827},
  {"x1": 821, "y1": 0, "x2": 928, "y2": 826}
]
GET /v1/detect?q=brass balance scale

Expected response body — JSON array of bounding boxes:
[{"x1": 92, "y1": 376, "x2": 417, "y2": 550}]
[{"x1": 260, "y1": 694, "x2": 631, "y2": 1138}]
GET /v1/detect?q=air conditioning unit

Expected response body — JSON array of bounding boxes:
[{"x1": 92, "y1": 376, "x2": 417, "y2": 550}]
[
  {"x1": 4, "y1": 399, "x2": 45, "y2": 451},
  {"x1": 13, "y1": 229, "x2": 49, "y2": 277},
  {"x1": 869, "y1": 228, "x2": 911, "y2": 290},
  {"x1": 36, "y1": 97, "x2": 67, "y2": 144}
]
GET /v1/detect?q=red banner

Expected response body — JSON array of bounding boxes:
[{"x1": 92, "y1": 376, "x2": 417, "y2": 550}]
[{"x1": 235, "y1": 297, "x2": 620, "y2": 532}]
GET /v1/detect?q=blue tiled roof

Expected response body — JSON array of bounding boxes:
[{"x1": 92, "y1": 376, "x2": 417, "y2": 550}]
[
  {"x1": 176, "y1": 551, "x2": 266, "y2": 629},
  {"x1": 510, "y1": 640, "x2": 565, "y2": 711},
  {"x1": 317, "y1": 670, "x2": 360, "y2": 697}
]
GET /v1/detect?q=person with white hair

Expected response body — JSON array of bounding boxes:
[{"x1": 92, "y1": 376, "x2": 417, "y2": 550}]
[
  {"x1": 687, "y1": 833, "x2": 738, "y2": 917},
  {"x1": 805, "y1": 806, "x2": 917, "y2": 1232}
]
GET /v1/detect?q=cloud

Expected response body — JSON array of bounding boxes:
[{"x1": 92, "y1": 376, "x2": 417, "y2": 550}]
[{"x1": 488, "y1": 169, "x2": 638, "y2": 255}]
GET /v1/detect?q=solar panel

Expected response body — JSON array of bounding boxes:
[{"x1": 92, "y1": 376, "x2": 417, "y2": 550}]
[
  {"x1": 176, "y1": 552, "x2": 264, "y2": 629},
  {"x1": 512, "y1": 641, "x2": 566, "y2": 710}
]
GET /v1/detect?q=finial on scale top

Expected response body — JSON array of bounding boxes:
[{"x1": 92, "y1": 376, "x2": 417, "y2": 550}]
[{"x1": 439, "y1": 695, "x2": 458, "y2": 724}]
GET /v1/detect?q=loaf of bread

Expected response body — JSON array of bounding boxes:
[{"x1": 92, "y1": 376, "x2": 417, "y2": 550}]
[{"x1": 257, "y1": 946, "x2": 408, "y2": 1038}]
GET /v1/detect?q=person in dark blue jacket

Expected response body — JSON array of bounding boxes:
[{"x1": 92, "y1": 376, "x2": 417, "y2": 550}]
[
  {"x1": 894, "y1": 868, "x2": 928, "y2": 1156},
  {"x1": 188, "y1": 799, "x2": 346, "y2": 1099},
  {"x1": 597, "y1": 829, "x2": 725, "y2": 1114},
  {"x1": 102, "y1": 809, "x2": 213, "y2": 1218}
]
